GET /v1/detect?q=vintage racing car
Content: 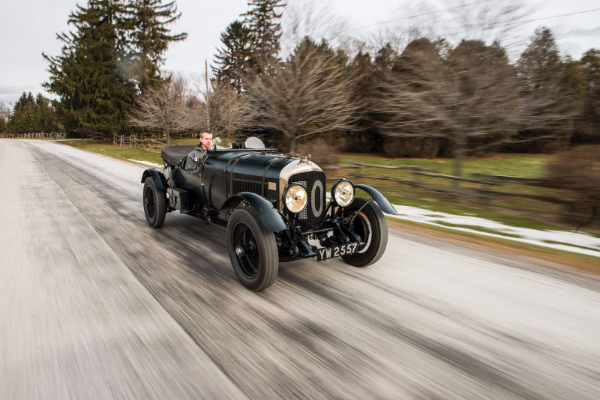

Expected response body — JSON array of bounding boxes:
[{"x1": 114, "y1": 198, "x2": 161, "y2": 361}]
[{"x1": 141, "y1": 137, "x2": 397, "y2": 291}]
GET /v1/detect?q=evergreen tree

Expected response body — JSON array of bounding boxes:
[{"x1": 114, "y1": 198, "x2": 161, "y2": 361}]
[
  {"x1": 347, "y1": 51, "x2": 380, "y2": 152},
  {"x1": 516, "y1": 27, "x2": 586, "y2": 149},
  {"x1": 34, "y1": 94, "x2": 58, "y2": 133},
  {"x1": 213, "y1": 20, "x2": 254, "y2": 92},
  {"x1": 242, "y1": 0, "x2": 285, "y2": 70},
  {"x1": 373, "y1": 44, "x2": 398, "y2": 73},
  {"x1": 43, "y1": 0, "x2": 137, "y2": 138},
  {"x1": 7, "y1": 92, "x2": 37, "y2": 133},
  {"x1": 125, "y1": 0, "x2": 187, "y2": 89},
  {"x1": 579, "y1": 49, "x2": 600, "y2": 140}
]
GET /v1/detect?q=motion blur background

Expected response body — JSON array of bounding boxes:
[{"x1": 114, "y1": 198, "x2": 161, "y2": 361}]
[{"x1": 2, "y1": 2, "x2": 600, "y2": 399}]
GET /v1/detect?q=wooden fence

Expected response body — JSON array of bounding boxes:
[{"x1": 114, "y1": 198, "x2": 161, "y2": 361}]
[{"x1": 323, "y1": 160, "x2": 569, "y2": 207}]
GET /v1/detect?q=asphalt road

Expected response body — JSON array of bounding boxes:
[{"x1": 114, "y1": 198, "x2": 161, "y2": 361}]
[{"x1": 2, "y1": 139, "x2": 600, "y2": 400}]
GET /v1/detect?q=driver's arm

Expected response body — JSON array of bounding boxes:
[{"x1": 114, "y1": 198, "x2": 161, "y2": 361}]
[{"x1": 185, "y1": 150, "x2": 200, "y2": 170}]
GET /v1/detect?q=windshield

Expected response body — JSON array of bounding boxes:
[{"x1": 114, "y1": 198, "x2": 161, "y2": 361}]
[
  {"x1": 245, "y1": 137, "x2": 265, "y2": 149},
  {"x1": 214, "y1": 137, "x2": 232, "y2": 149}
]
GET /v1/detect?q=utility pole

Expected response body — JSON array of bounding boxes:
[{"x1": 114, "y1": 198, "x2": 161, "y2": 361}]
[{"x1": 205, "y1": 59, "x2": 210, "y2": 130}]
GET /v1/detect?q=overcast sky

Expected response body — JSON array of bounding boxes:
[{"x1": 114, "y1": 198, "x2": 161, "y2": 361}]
[{"x1": 0, "y1": 0, "x2": 599, "y2": 105}]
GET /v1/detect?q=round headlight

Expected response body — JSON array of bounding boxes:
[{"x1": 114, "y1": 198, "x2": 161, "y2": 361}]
[
  {"x1": 284, "y1": 183, "x2": 308, "y2": 213},
  {"x1": 332, "y1": 180, "x2": 354, "y2": 207}
]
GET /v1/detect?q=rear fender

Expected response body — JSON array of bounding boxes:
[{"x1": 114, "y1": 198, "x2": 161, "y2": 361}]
[
  {"x1": 141, "y1": 169, "x2": 168, "y2": 190},
  {"x1": 221, "y1": 192, "x2": 286, "y2": 232},
  {"x1": 353, "y1": 184, "x2": 397, "y2": 214}
]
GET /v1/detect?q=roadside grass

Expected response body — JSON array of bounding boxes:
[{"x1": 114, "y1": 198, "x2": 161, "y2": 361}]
[
  {"x1": 57, "y1": 140, "x2": 164, "y2": 165},
  {"x1": 339, "y1": 152, "x2": 551, "y2": 178},
  {"x1": 337, "y1": 152, "x2": 565, "y2": 210},
  {"x1": 543, "y1": 240, "x2": 598, "y2": 251},
  {"x1": 172, "y1": 138, "x2": 199, "y2": 145}
]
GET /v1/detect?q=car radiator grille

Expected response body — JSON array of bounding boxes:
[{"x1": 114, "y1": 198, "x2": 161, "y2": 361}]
[
  {"x1": 232, "y1": 174, "x2": 262, "y2": 195},
  {"x1": 288, "y1": 171, "x2": 327, "y2": 232}
]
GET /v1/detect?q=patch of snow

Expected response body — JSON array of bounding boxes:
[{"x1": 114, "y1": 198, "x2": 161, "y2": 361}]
[
  {"x1": 128, "y1": 159, "x2": 163, "y2": 168},
  {"x1": 385, "y1": 205, "x2": 600, "y2": 258}
]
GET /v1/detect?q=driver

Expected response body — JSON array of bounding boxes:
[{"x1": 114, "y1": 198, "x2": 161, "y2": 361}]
[{"x1": 185, "y1": 130, "x2": 212, "y2": 170}]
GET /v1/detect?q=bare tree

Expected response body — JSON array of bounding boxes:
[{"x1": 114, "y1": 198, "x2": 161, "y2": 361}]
[
  {"x1": 0, "y1": 103, "x2": 11, "y2": 121},
  {"x1": 127, "y1": 73, "x2": 190, "y2": 145},
  {"x1": 0, "y1": 103, "x2": 10, "y2": 134},
  {"x1": 246, "y1": 37, "x2": 356, "y2": 153},
  {"x1": 377, "y1": 38, "x2": 520, "y2": 186},
  {"x1": 183, "y1": 80, "x2": 254, "y2": 140},
  {"x1": 280, "y1": 0, "x2": 350, "y2": 56},
  {"x1": 209, "y1": 81, "x2": 254, "y2": 139}
]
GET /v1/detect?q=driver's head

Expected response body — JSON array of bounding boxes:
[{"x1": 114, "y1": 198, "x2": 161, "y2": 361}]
[{"x1": 200, "y1": 130, "x2": 213, "y2": 149}]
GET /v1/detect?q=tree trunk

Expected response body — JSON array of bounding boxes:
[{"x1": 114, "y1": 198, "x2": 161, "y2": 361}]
[
  {"x1": 289, "y1": 136, "x2": 296, "y2": 154},
  {"x1": 166, "y1": 129, "x2": 171, "y2": 146}
]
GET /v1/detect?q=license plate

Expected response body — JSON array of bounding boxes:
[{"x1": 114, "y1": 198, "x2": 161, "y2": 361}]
[{"x1": 316, "y1": 243, "x2": 358, "y2": 261}]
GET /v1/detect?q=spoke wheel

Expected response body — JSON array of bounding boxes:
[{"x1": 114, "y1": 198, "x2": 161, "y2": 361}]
[
  {"x1": 349, "y1": 211, "x2": 372, "y2": 254},
  {"x1": 144, "y1": 186, "x2": 156, "y2": 220},
  {"x1": 227, "y1": 208, "x2": 278, "y2": 291},
  {"x1": 143, "y1": 177, "x2": 167, "y2": 228},
  {"x1": 233, "y1": 223, "x2": 260, "y2": 279},
  {"x1": 337, "y1": 197, "x2": 388, "y2": 267}
]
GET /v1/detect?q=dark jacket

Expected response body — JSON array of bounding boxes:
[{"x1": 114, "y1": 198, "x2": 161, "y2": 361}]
[{"x1": 185, "y1": 145, "x2": 206, "y2": 170}]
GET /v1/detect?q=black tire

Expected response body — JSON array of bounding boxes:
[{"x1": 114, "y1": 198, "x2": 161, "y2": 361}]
[
  {"x1": 143, "y1": 177, "x2": 167, "y2": 228},
  {"x1": 338, "y1": 197, "x2": 388, "y2": 267},
  {"x1": 227, "y1": 208, "x2": 279, "y2": 291}
]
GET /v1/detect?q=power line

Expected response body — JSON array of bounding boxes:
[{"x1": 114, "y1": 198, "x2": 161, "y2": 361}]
[
  {"x1": 443, "y1": 7, "x2": 600, "y2": 37},
  {"x1": 339, "y1": 5, "x2": 600, "y2": 36},
  {"x1": 339, "y1": 0, "x2": 495, "y2": 34},
  {"x1": 169, "y1": 58, "x2": 207, "y2": 70}
]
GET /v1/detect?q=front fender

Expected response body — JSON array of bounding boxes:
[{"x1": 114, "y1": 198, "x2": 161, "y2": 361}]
[
  {"x1": 141, "y1": 169, "x2": 168, "y2": 190},
  {"x1": 353, "y1": 184, "x2": 397, "y2": 214},
  {"x1": 221, "y1": 192, "x2": 286, "y2": 232}
]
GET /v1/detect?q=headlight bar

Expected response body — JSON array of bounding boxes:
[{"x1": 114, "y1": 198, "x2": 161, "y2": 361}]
[{"x1": 331, "y1": 179, "x2": 355, "y2": 208}]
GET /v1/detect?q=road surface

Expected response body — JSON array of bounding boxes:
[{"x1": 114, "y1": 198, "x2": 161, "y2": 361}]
[{"x1": 1, "y1": 139, "x2": 599, "y2": 400}]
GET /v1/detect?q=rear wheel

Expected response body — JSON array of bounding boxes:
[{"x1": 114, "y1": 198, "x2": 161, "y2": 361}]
[
  {"x1": 143, "y1": 177, "x2": 166, "y2": 228},
  {"x1": 227, "y1": 208, "x2": 279, "y2": 291},
  {"x1": 338, "y1": 197, "x2": 388, "y2": 267}
]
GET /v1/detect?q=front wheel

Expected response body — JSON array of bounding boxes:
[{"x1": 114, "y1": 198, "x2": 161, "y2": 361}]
[
  {"x1": 143, "y1": 177, "x2": 167, "y2": 228},
  {"x1": 338, "y1": 197, "x2": 388, "y2": 267},
  {"x1": 227, "y1": 208, "x2": 279, "y2": 291}
]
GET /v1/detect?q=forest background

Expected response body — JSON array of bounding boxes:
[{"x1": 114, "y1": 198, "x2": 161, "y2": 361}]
[{"x1": 1, "y1": 0, "x2": 598, "y2": 155}]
